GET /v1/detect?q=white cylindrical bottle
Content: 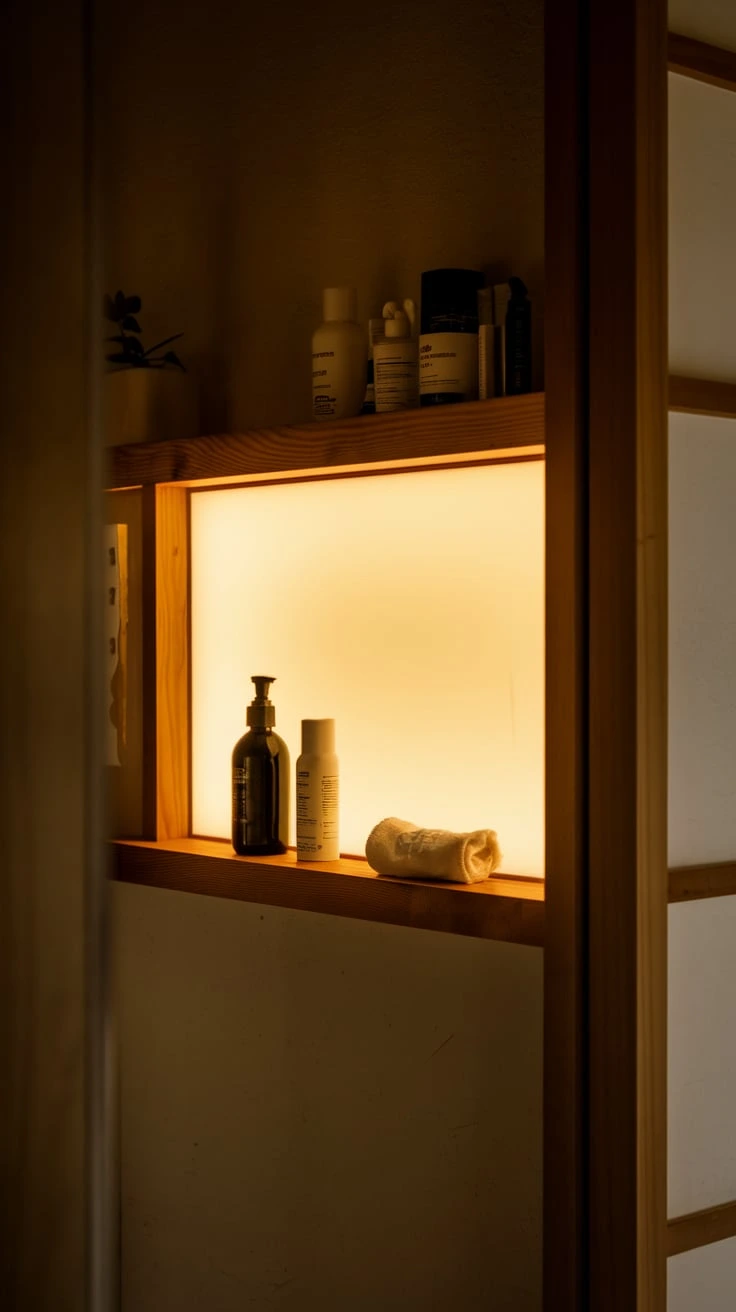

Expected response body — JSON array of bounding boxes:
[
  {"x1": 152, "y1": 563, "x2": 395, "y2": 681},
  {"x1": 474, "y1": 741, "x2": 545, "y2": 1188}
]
[
  {"x1": 373, "y1": 308, "x2": 418, "y2": 412},
  {"x1": 312, "y1": 288, "x2": 367, "y2": 421},
  {"x1": 296, "y1": 719, "x2": 339, "y2": 861}
]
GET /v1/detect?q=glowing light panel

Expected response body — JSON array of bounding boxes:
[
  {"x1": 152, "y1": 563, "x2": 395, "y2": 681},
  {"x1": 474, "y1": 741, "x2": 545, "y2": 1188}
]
[{"x1": 191, "y1": 461, "x2": 544, "y2": 876}]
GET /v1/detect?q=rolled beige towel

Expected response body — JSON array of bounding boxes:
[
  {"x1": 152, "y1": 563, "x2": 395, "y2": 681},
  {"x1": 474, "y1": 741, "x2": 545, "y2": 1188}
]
[{"x1": 365, "y1": 817, "x2": 501, "y2": 884}]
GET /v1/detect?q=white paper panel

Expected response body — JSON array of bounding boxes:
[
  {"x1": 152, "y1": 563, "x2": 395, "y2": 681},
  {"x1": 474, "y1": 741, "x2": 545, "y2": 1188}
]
[
  {"x1": 669, "y1": 1236, "x2": 736, "y2": 1312},
  {"x1": 669, "y1": 74, "x2": 736, "y2": 382},
  {"x1": 669, "y1": 0, "x2": 736, "y2": 50},
  {"x1": 191, "y1": 462, "x2": 545, "y2": 875},
  {"x1": 669, "y1": 414, "x2": 736, "y2": 867},
  {"x1": 669, "y1": 898, "x2": 736, "y2": 1217}
]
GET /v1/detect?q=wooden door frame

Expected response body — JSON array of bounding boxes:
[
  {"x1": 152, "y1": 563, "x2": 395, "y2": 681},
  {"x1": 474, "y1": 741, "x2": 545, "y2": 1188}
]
[{"x1": 544, "y1": 0, "x2": 669, "y2": 1308}]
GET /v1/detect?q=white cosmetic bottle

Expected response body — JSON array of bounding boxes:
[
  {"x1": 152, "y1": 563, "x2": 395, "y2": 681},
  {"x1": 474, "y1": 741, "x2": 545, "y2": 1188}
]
[
  {"x1": 296, "y1": 719, "x2": 339, "y2": 861},
  {"x1": 312, "y1": 288, "x2": 367, "y2": 421},
  {"x1": 373, "y1": 300, "x2": 418, "y2": 412}
]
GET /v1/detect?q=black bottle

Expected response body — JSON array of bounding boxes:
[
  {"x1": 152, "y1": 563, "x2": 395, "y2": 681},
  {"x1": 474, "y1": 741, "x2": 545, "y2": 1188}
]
[
  {"x1": 505, "y1": 276, "x2": 532, "y2": 395},
  {"x1": 231, "y1": 676, "x2": 290, "y2": 856},
  {"x1": 419, "y1": 267, "x2": 484, "y2": 406}
]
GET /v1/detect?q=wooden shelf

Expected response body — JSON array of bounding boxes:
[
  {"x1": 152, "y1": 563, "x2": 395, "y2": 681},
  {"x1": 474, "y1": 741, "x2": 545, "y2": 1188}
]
[
  {"x1": 107, "y1": 375, "x2": 736, "y2": 494},
  {"x1": 668, "y1": 32, "x2": 736, "y2": 94},
  {"x1": 112, "y1": 838, "x2": 546, "y2": 947},
  {"x1": 668, "y1": 860, "x2": 736, "y2": 903},
  {"x1": 668, "y1": 375, "x2": 736, "y2": 420},
  {"x1": 668, "y1": 1198, "x2": 736, "y2": 1258},
  {"x1": 112, "y1": 841, "x2": 736, "y2": 945},
  {"x1": 107, "y1": 393, "x2": 545, "y2": 491}
]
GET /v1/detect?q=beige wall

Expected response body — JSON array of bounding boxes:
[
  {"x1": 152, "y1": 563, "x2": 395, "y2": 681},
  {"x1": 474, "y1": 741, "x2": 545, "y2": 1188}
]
[
  {"x1": 115, "y1": 883, "x2": 542, "y2": 1311},
  {"x1": 98, "y1": 0, "x2": 544, "y2": 433},
  {"x1": 102, "y1": 3, "x2": 545, "y2": 1307}
]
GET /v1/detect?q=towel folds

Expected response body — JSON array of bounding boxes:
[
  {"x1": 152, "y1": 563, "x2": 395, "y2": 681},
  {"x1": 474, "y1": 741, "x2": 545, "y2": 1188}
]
[{"x1": 365, "y1": 817, "x2": 501, "y2": 884}]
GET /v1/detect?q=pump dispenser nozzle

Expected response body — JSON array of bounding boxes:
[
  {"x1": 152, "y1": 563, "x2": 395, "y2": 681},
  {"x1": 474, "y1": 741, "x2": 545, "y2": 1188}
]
[{"x1": 247, "y1": 675, "x2": 276, "y2": 728}]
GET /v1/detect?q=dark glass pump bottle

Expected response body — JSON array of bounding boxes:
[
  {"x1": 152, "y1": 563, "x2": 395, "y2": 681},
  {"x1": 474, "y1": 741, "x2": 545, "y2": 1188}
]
[{"x1": 231, "y1": 676, "x2": 290, "y2": 856}]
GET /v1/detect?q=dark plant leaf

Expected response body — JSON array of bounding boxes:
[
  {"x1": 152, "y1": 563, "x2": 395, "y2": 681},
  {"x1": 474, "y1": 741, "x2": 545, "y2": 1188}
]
[
  {"x1": 143, "y1": 332, "x2": 184, "y2": 356},
  {"x1": 163, "y1": 350, "x2": 185, "y2": 371},
  {"x1": 103, "y1": 293, "x2": 116, "y2": 321},
  {"x1": 122, "y1": 295, "x2": 142, "y2": 315},
  {"x1": 105, "y1": 334, "x2": 128, "y2": 344},
  {"x1": 121, "y1": 315, "x2": 142, "y2": 333},
  {"x1": 124, "y1": 336, "x2": 145, "y2": 355},
  {"x1": 114, "y1": 290, "x2": 126, "y2": 312},
  {"x1": 106, "y1": 353, "x2": 150, "y2": 366}
]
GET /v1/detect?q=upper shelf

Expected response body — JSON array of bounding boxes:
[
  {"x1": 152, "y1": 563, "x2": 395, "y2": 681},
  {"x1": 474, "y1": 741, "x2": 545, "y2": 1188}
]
[
  {"x1": 107, "y1": 376, "x2": 736, "y2": 492},
  {"x1": 107, "y1": 393, "x2": 545, "y2": 490}
]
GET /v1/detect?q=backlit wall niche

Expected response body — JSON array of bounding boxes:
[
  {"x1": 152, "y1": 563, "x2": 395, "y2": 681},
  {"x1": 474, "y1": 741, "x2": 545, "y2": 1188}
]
[{"x1": 191, "y1": 461, "x2": 544, "y2": 876}]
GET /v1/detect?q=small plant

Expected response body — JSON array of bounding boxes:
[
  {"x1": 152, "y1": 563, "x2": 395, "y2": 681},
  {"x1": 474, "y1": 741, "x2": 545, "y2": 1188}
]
[{"x1": 104, "y1": 290, "x2": 185, "y2": 370}]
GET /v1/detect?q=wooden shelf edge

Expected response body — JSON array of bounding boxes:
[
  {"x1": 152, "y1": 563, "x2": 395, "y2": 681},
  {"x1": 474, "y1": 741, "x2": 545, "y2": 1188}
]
[
  {"x1": 668, "y1": 860, "x2": 736, "y2": 903},
  {"x1": 106, "y1": 393, "x2": 545, "y2": 490},
  {"x1": 111, "y1": 837, "x2": 546, "y2": 947},
  {"x1": 667, "y1": 1198, "x2": 736, "y2": 1258},
  {"x1": 106, "y1": 375, "x2": 736, "y2": 491},
  {"x1": 668, "y1": 32, "x2": 736, "y2": 94},
  {"x1": 668, "y1": 375, "x2": 736, "y2": 420},
  {"x1": 111, "y1": 841, "x2": 736, "y2": 936}
]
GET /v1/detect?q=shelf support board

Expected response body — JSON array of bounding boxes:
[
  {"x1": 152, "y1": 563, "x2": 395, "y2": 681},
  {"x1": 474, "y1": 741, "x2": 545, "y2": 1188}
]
[
  {"x1": 668, "y1": 32, "x2": 736, "y2": 94},
  {"x1": 112, "y1": 838, "x2": 546, "y2": 948}
]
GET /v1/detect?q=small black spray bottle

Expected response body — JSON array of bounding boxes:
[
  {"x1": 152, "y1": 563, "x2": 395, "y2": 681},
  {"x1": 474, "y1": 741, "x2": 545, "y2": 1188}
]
[
  {"x1": 505, "y1": 276, "x2": 532, "y2": 395},
  {"x1": 231, "y1": 675, "x2": 290, "y2": 856}
]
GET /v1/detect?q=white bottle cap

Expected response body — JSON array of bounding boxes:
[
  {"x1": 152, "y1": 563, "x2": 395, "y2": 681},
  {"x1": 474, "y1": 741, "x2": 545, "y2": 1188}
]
[
  {"x1": 301, "y1": 718, "x2": 335, "y2": 755},
  {"x1": 322, "y1": 287, "x2": 357, "y2": 322},
  {"x1": 384, "y1": 311, "x2": 410, "y2": 339}
]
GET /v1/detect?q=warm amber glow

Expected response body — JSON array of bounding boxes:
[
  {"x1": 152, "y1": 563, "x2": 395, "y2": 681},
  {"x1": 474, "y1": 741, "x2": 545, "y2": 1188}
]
[{"x1": 191, "y1": 462, "x2": 544, "y2": 875}]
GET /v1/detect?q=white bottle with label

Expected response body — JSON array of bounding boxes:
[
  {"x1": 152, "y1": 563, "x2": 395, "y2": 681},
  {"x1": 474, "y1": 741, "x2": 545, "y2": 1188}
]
[
  {"x1": 312, "y1": 288, "x2": 367, "y2": 421},
  {"x1": 296, "y1": 719, "x2": 339, "y2": 861},
  {"x1": 373, "y1": 302, "x2": 418, "y2": 412}
]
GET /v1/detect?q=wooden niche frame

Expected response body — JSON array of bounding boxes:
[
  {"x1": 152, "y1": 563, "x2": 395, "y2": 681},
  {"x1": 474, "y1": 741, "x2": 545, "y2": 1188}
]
[{"x1": 109, "y1": 394, "x2": 548, "y2": 948}]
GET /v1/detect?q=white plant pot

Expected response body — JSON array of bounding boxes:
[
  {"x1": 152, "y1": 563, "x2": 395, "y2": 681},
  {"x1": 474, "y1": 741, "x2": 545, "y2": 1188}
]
[{"x1": 104, "y1": 367, "x2": 199, "y2": 446}]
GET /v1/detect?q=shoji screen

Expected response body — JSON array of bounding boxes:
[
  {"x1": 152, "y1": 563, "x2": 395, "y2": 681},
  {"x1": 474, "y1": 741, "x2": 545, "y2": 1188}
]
[{"x1": 668, "y1": 6, "x2": 736, "y2": 1304}]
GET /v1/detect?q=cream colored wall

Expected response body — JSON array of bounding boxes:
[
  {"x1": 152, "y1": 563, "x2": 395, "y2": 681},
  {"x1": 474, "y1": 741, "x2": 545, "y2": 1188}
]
[
  {"x1": 115, "y1": 883, "x2": 542, "y2": 1311},
  {"x1": 669, "y1": 1238, "x2": 736, "y2": 1312},
  {"x1": 98, "y1": 0, "x2": 544, "y2": 433},
  {"x1": 668, "y1": 415, "x2": 736, "y2": 865},
  {"x1": 669, "y1": 0, "x2": 736, "y2": 49},
  {"x1": 102, "y1": 4, "x2": 544, "y2": 1306},
  {"x1": 669, "y1": 75, "x2": 736, "y2": 383}
]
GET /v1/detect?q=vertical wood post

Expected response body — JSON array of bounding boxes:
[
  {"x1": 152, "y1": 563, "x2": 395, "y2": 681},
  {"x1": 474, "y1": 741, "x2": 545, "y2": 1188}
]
[
  {"x1": 544, "y1": 0, "x2": 588, "y2": 1303},
  {"x1": 142, "y1": 484, "x2": 190, "y2": 840},
  {"x1": 545, "y1": 0, "x2": 668, "y2": 1307}
]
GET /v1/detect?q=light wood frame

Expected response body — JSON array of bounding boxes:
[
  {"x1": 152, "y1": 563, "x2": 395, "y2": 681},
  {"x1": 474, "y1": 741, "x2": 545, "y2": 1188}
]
[{"x1": 111, "y1": 396, "x2": 548, "y2": 947}]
